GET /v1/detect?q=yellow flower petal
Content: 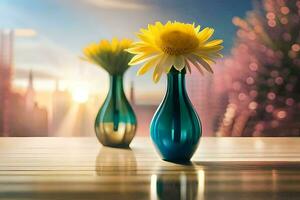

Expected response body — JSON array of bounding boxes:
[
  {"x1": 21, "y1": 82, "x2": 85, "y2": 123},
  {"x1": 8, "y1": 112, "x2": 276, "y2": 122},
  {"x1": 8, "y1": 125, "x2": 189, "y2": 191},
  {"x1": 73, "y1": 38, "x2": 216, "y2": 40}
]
[
  {"x1": 184, "y1": 58, "x2": 191, "y2": 73},
  {"x1": 198, "y1": 45, "x2": 224, "y2": 53},
  {"x1": 137, "y1": 32, "x2": 153, "y2": 44},
  {"x1": 198, "y1": 28, "x2": 214, "y2": 43},
  {"x1": 111, "y1": 38, "x2": 118, "y2": 52},
  {"x1": 194, "y1": 25, "x2": 201, "y2": 33},
  {"x1": 193, "y1": 53, "x2": 216, "y2": 64},
  {"x1": 153, "y1": 56, "x2": 166, "y2": 83},
  {"x1": 163, "y1": 55, "x2": 175, "y2": 73},
  {"x1": 186, "y1": 56, "x2": 204, "y2": 75},
  {"x1": 126, "y1": 45, "x2": 158, "y2": 54},
  {"x1": 173, "y1": 56, "x2": 185, "y2": 71},
  {"x1": 192, "y1": 54, "x2": 214, "y2": 73},
  {"x1": 129, "y1": 52, "x2": 158, "y2": 65},
  {"x1": 216, "y1": 53, "x2": 223, "y2": 58},
  {"x1": 137, "y1": 55, "x2": 162, "y2": 75},
  {"x1": 204, "y1": 39, "x2": 223, "y2": 47}
]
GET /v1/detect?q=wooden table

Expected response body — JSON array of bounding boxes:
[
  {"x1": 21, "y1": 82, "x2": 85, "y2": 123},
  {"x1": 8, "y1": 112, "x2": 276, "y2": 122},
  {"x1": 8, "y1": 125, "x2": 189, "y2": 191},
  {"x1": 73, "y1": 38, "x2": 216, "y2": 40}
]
[{"x1": 0, "y1": 137, "x2": 300, "y2": 200}]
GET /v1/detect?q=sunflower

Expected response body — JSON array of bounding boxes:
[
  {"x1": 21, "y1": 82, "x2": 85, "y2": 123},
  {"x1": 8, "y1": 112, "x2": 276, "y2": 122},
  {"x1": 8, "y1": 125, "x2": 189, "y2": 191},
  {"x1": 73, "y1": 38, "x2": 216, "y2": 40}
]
[
  {"x1": 127, "y1": 21, "x2": 223, "y2": 82},
  {"x1": 83, "y1": 38, "x2": 133, "y2": 75}
]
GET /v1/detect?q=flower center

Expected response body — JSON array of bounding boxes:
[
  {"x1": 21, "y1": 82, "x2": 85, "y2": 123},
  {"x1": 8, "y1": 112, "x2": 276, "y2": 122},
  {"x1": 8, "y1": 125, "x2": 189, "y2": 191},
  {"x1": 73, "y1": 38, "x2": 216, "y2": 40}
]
[{"x1": 159, "y1": 30, "x2": 199, "y2": 55}]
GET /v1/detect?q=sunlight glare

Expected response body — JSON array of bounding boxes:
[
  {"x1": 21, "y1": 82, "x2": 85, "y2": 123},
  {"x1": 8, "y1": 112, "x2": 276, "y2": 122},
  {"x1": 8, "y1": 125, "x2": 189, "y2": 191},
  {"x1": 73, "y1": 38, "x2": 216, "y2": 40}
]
[{"x1": 71, "y1": 85, "x2": 89, "y2": 103}]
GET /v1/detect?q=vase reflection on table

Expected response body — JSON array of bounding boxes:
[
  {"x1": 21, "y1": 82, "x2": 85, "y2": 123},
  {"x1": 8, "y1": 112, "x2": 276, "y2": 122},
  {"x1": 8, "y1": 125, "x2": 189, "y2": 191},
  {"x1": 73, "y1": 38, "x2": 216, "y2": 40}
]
[
  {"x1": 151, "y1": 163, "x2": 204, "y2": 200},
  {"x1": 95, "y1": 146, "x2": 137, "y2": 175}
]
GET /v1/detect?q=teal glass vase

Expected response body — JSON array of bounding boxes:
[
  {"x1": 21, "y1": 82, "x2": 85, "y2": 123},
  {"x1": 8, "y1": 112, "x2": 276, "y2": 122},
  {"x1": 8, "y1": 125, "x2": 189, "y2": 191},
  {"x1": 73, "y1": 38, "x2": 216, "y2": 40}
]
[
  {"x1": 150, "y1": 68, "x2": 201, "y2": 162},
  {"x1": 95, "y1": 74, "x2": 137, "y2": 148}
]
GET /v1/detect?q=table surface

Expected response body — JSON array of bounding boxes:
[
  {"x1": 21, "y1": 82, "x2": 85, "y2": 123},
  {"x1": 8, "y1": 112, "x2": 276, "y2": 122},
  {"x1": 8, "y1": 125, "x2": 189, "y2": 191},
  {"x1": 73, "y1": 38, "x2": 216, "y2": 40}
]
[{"x1": 0, "y1": 137, "x2": 300, "y2": 200}]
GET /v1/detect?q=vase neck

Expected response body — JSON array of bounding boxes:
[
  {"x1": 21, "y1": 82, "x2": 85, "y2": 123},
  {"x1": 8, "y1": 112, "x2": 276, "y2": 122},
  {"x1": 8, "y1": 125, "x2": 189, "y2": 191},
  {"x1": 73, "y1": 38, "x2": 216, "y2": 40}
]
[
  {"x1": 167, "y1": 67, "x2": 186, "y2": 95},
  {"x1": 109, "y1": 75, "x2": 124, "y2": 96}
]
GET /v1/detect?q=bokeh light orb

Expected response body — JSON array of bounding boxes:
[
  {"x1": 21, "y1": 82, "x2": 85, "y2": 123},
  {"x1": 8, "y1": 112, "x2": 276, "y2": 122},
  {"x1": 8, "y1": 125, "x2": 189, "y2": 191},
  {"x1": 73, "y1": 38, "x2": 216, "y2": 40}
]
[
  {"x1": 267, "y1": 92, "x2": 276, "y2": 100},
  {"x1": 286, "y1": 98, "x2": 295, "y2": 106},
  {"x1": 277, "y1": 110, "x2": 287, "y2": 119},
  {"x1": 248, "y1": 101, "x2": 258, "y2": 110},
  {"x1": 266, "y1": 105, "x2": 274, "y2": 113}
]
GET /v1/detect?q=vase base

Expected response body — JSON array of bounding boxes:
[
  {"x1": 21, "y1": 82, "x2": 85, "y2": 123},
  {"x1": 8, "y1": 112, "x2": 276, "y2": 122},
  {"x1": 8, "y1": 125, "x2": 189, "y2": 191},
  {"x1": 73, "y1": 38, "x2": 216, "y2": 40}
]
[
  {"x1": 102, "y1": 143, "x2": 131, "y2": 149},
  {"x1": 162, "y1": 158, "x2": 192, "y2": 164}
]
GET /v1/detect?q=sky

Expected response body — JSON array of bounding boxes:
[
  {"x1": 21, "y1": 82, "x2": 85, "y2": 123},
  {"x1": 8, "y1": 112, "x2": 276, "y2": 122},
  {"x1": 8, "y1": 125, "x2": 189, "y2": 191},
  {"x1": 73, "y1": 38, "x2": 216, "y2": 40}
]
[{"x1": 0, "y1": 0, "x2": 253, "y2": 104}]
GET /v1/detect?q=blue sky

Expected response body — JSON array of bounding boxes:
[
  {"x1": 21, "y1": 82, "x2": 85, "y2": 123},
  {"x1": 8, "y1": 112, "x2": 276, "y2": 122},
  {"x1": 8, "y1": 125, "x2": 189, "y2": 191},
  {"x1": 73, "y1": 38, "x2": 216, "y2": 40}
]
[
  {"x1": 0, "y1": 0, "x2": 253, "y2": 102},
  {"x1": 0, "y1": 0, "x2": 252, "y2": 53}
]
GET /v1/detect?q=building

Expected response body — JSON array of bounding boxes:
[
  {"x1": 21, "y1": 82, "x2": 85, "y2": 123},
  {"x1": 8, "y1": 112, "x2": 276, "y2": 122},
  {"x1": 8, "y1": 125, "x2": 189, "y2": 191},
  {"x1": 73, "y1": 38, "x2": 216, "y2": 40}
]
[
  {"x1": 9, "y1": 71, "x2": 48, "y2": 136},
  {"x1": 0, "y1": 29, "x2": 48, "y2": 137},
  {"x1": 25, "y1": 70, "x2": 35, "y2": 110},
  {"x1": 0, "y1": 30, "x2": 13, "y2": 136}
]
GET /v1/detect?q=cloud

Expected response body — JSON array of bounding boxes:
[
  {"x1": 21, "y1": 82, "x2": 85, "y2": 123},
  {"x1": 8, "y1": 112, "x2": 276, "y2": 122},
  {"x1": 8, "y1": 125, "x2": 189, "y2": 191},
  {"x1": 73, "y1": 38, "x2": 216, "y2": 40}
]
[
  {"x1": 15, "y1": 29, "x2": 37, "y2": 37},
  {"x1": 84, "y1": 0, "x2": 149, "y2": 10}
]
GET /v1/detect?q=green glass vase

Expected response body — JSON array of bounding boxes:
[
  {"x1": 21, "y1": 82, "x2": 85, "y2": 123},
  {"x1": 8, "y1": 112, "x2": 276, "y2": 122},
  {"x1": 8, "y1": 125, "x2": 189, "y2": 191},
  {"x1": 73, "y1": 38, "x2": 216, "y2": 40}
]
[
  {"x1": 150, "y1": 67, "x2": 201, "y2": 162},
  {"x1": 95, "y1": 74, "x2": 137, "y2": 148}
]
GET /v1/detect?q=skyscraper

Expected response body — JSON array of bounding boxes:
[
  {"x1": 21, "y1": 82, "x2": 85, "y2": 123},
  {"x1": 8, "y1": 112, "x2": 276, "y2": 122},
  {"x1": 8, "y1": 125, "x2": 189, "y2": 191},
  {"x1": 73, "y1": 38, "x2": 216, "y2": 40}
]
[
  {"x1": 130, "y1": 81, "x2": 135, "y2": 106},
  {"x1": 0, "y1": 30, "x2": 13, "y2": 136},
  {"x1": 25, "y1": 70, "x2": 35, "y2": 111}
]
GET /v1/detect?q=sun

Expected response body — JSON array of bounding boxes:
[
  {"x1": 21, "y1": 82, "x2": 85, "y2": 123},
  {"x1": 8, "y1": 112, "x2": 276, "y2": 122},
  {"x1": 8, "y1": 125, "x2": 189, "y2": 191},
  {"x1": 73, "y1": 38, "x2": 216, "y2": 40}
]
[{"x1": 71, "y1": 85, "x2": 89, "y2": 103}]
